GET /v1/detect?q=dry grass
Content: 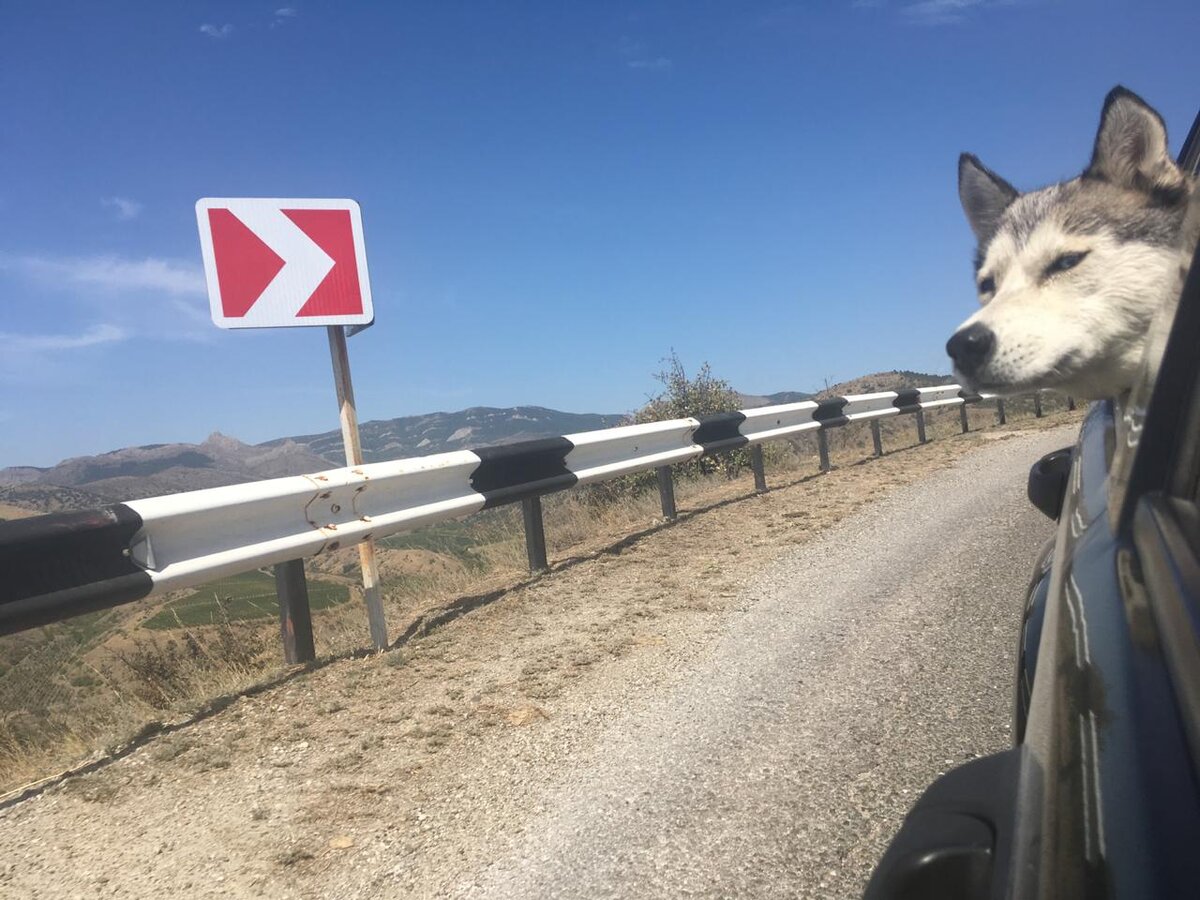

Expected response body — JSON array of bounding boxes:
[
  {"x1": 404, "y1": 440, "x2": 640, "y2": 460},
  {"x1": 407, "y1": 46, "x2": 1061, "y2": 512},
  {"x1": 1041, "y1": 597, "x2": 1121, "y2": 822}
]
[
  {"x1": 0, "y1": 398, "x2": 1075, "y2": 795},
  {"x1": 0, "y1": 503, "x2": 38, "y2": 522}
]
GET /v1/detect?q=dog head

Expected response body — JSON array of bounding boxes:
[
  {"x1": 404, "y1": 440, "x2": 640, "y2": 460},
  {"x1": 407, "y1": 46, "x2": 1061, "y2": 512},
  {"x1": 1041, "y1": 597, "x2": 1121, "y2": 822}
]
[{"x1": 949, "y1": 87, "x2": 1193, "y2": 399}]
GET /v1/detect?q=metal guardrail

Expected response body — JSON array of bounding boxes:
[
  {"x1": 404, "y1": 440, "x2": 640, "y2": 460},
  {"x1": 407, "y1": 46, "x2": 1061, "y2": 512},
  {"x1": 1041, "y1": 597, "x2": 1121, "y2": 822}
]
[{"x1": 1, "y1": 384, "x2": 1058, "y2": 654}]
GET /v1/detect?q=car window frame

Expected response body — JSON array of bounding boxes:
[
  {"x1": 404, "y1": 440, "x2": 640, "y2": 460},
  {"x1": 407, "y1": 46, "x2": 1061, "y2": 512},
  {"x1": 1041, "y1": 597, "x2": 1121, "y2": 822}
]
[
  {"x1": 1110, "y1": 113, "x2": 1200, "y2": 791},
  {"x1": 1111, "y1": 110, "x2": 1200, "y2": 531}
]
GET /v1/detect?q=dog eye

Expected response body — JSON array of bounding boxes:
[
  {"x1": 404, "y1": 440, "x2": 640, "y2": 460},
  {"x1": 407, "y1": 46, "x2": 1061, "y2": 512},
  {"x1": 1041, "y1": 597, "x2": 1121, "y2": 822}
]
[
  {"x1": 977, "y1": 276, "x2": 995, "y2": 294},
  {"x1": 1044, "y1": 251, "x2": 1089, "y2": 277}
]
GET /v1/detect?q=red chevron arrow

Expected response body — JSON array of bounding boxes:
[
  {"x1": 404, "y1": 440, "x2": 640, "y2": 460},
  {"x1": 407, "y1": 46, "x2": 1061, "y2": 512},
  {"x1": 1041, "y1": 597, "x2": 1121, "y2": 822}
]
[
  {"x1": 283, "y1": 208, "x2": 364, "y2": 317},
  {"x1": 207, "y1": 208, "x2": 285, "y2": 318}
]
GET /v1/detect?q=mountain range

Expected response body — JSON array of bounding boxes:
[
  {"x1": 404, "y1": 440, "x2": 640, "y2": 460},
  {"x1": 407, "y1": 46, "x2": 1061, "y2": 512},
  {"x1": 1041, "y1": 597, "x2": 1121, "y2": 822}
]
[{"x1": 0, "y1": 372, "x2": 946, "y2": 512}]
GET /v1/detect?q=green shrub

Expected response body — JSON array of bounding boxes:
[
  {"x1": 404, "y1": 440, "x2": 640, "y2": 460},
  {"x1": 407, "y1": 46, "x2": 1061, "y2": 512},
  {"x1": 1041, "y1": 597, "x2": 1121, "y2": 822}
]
[{"x1": 583, "y1": 352, "x2": 750, "y2": 505}]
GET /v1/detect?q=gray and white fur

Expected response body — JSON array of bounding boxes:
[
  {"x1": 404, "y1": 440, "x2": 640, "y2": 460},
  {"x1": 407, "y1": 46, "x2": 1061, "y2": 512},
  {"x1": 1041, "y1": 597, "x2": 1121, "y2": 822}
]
[{"x1": 949, "y1": 87, "x2": 1198, "y2": 400}]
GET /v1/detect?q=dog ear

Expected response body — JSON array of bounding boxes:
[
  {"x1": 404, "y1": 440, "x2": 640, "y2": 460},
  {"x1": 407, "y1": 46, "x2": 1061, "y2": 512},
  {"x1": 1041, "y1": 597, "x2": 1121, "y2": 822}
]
[
  {"x1": 959, "y1": 153, "x2": 1018, "y2": 243},
  {"x1": 1087, "y1": 86, "x2": 1186, "y2": 197}
]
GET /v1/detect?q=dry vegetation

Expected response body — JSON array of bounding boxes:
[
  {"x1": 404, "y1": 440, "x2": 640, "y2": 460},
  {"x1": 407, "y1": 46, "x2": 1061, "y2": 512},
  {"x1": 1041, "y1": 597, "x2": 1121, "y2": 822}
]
[
  {"x1": 0, "y1": 503, "x2": 37, "y2": 522},
  {"x1": 0, "y1": 389, "x2": 1075, "y2": 796}
]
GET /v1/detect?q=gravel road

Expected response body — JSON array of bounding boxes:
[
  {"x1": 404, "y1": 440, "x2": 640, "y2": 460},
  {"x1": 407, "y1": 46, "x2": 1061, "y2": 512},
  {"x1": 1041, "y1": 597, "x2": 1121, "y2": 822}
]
[
  {"x1": 449, "y1": 425, "x2": 1068, "y2": 899},
  {"x1": 0, "y1": 421, "x2": 1076, "y2": 900}
]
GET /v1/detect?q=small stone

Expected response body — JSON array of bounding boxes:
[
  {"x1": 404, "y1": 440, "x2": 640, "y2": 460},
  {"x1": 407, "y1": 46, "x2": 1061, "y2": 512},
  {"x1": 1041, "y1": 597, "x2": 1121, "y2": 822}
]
[{"x1": 505, "y1": 705, "x2": 548, "y2": 726}]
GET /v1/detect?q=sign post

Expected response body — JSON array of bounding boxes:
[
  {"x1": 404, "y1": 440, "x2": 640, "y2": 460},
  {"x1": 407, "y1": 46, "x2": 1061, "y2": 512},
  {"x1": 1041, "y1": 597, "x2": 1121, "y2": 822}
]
[
  {"x1": 196, "y1": 198, "x2": 387, "y2": 649},
  {"x1": 327, "y1": 325, "x2": 388, "y2": 648}
]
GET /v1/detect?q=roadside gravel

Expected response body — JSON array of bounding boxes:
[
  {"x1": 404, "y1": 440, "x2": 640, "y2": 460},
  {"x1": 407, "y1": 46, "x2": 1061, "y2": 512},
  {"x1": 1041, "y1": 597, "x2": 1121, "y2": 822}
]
[{"x1": 0, "y1": 418, "x2": 1077, "y2": 899}]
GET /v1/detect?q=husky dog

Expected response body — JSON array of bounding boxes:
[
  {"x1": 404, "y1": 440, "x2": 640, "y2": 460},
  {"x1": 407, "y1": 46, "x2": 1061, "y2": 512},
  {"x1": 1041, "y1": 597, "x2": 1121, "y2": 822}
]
[{"x1": 948, "y1": 87, "x2": 1198, "y2": 399}]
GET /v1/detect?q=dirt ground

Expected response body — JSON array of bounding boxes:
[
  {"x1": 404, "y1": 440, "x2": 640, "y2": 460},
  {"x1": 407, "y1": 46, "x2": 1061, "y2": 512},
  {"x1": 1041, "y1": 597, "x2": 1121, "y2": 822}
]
[{"x1": 0, "y1": 410, "x2": 1081, "y2": 899}]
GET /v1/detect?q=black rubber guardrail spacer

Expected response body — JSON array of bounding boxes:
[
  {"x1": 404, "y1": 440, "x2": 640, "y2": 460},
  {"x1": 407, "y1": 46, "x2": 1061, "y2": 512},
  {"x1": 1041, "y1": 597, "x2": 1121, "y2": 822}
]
[
  {"x1": 893, "y1": 389, "x2": 924, "y2": 415},
  {"x1": 813, "y1": 398, "x2": 850, "y2": 428},
  {"x1": 693, "y1": 411, "x2": 749, "y2": 454},
  {"x1": 470, "y1": 437, "x2": 579, "y2": 509},
  {"x1": 0, "y1": 505, "x2": 154, "y2": 634}
]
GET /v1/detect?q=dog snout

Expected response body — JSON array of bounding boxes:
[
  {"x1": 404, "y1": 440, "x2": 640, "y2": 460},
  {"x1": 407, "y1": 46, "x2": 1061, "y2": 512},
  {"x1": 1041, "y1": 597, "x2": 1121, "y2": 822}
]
[{"x1": 946, "y1": 323, "x2": 996, "y2": 374}]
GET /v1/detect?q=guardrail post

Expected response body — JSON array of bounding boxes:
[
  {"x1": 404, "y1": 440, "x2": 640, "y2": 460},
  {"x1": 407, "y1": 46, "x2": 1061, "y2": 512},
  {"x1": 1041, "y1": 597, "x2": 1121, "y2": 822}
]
[
  {"x1": 521, "y1": 496, "x2": 549, "y2": 573},
  {"x1": 656, "y1": 465, "x2": 677, "y2": 520},
  {"x1": 870, "y1": 420, "x2": 883, "y2": 457},
  {"x1": 750, "y1": 445, "x2": 768, "y2": 493},
  {"x1": 916, "y1": 410, "x2": 927, "y2": 444},
  {"x1": 817, "y1": 431, "x2": 831, "y2": 472},
  {"x1": 959, "y1": 403, "x2": 970, "y2": 434},
  {"x1": 1067, "y1": 396, "x2": 1076, "y2": 411},
  {"x1": 274, "y1": 559, "x2": 315, "y2": 665},
  {"x1": 1034, "y1": 392, "x2": 1044, "y2": 418},
  {"x1": 996, "y1": 399, "x2": 1006, "y2": 425}
]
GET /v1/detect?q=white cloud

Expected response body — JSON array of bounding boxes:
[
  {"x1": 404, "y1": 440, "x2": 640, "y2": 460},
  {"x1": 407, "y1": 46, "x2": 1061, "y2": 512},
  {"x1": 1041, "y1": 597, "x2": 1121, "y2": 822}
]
[
  {"x1": 617, "y1": 36, "x2": 672, "y2": 72},
  {"x1": 617, "y1": 36, "x2": 644, "y2": 56},
  {"x1": 1, "y1": 253, "x2": 206, "y2": 297},
  {"x1": 199, "y1": 23, "x2": 234, "y2": 39},
  {"x1": 0, "y1": 253, "x2": 215, "y2": 345},
  {"x1": 1, "y1": 324, "x2": 128, "y2": 353},
  {"x1": 275, "y1": 7, "x2": 298, "y2": 17},
  {"x1": 101, "y1": 196, "x2": 143, "y2": 221},
  {"x1": 0, "y1": 325, "x2": 129, "y2": 385},
  {"x1": 627, "y1": 57, "x2": 673, "y2": 71},
  {"x1": 853, "y1": 0, "x2": 1021, "y2": 25},
  {"x1": 901, "y1": 0, "x2": 997, "y2": 25}
]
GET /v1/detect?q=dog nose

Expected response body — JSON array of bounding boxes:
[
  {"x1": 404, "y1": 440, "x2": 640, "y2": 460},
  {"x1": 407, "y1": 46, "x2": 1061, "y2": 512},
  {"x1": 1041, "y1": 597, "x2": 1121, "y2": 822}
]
[{"x1": 946, "y1": 323, "x2": 995, "y2": 373}]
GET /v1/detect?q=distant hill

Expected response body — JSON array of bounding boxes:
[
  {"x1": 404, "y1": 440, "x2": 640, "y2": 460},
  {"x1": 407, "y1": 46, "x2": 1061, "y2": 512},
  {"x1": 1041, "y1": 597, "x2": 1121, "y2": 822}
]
[
  {"x1": 0, "y1": 373, "x2": 951, "y2": 512},
  {"x1": 0, "y1": 434, "x2": 333, "y2": 503},
  {"x1": 817, "y1": 370, "x2": 952, "y2": 399},
  {"x1": 0, "y1": 482, "x2": 112, "y2": 515},
  {"x1": 737, "y1": 372, "x2": 948, "y2": 407},
  {"x1": 0, "y1": 406, "x2": 624, "y2": 509},
  {"x1": 735, "y1": 390, "x2": 817, "y2": 408},
  {"x1": 260, "y1": 406, "x2": 625, "y2": 466}
]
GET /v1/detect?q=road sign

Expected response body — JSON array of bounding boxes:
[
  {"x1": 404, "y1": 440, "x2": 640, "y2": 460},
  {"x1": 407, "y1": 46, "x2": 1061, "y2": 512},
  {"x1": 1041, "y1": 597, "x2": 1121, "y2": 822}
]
[
  {"x1": 194, "y1": 195, "x2": 387, "y2": 646},
  {"x1": 195, "y1": 198, "x2": 374, "y2": 328}
]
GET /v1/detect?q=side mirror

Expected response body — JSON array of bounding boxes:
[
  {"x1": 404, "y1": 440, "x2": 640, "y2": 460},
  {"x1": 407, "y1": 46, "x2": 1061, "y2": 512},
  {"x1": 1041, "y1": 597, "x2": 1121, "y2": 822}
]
[
  {"x1": 1027, "y1": 447, "x2": 1073, "y2": 520},
  {"x1": 864, "y1": 751, "x2": 1019, "y2": 900}
]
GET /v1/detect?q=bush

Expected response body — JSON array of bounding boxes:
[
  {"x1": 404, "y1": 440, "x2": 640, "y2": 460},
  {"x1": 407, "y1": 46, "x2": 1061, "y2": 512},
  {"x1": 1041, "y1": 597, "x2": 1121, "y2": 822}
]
[
  {"x1": 582, "y1": 352, "x2": 750, "y2": 506},
  {"x1": 112, "y1": 611, "x2": 269, "y2": 709}
]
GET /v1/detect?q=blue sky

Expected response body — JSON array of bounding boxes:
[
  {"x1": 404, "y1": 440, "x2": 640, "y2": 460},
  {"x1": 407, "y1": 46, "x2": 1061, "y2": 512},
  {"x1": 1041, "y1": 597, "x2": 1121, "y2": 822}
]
[{"x1": 2, "y1": 1, "x2": 1198, "y2": 467}]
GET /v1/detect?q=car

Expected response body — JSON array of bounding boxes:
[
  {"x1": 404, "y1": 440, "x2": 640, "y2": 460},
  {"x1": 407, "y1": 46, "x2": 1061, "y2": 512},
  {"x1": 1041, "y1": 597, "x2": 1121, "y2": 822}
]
[{"x1": 864, "y1": 113, "x2": 1200, "y2": 899}]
